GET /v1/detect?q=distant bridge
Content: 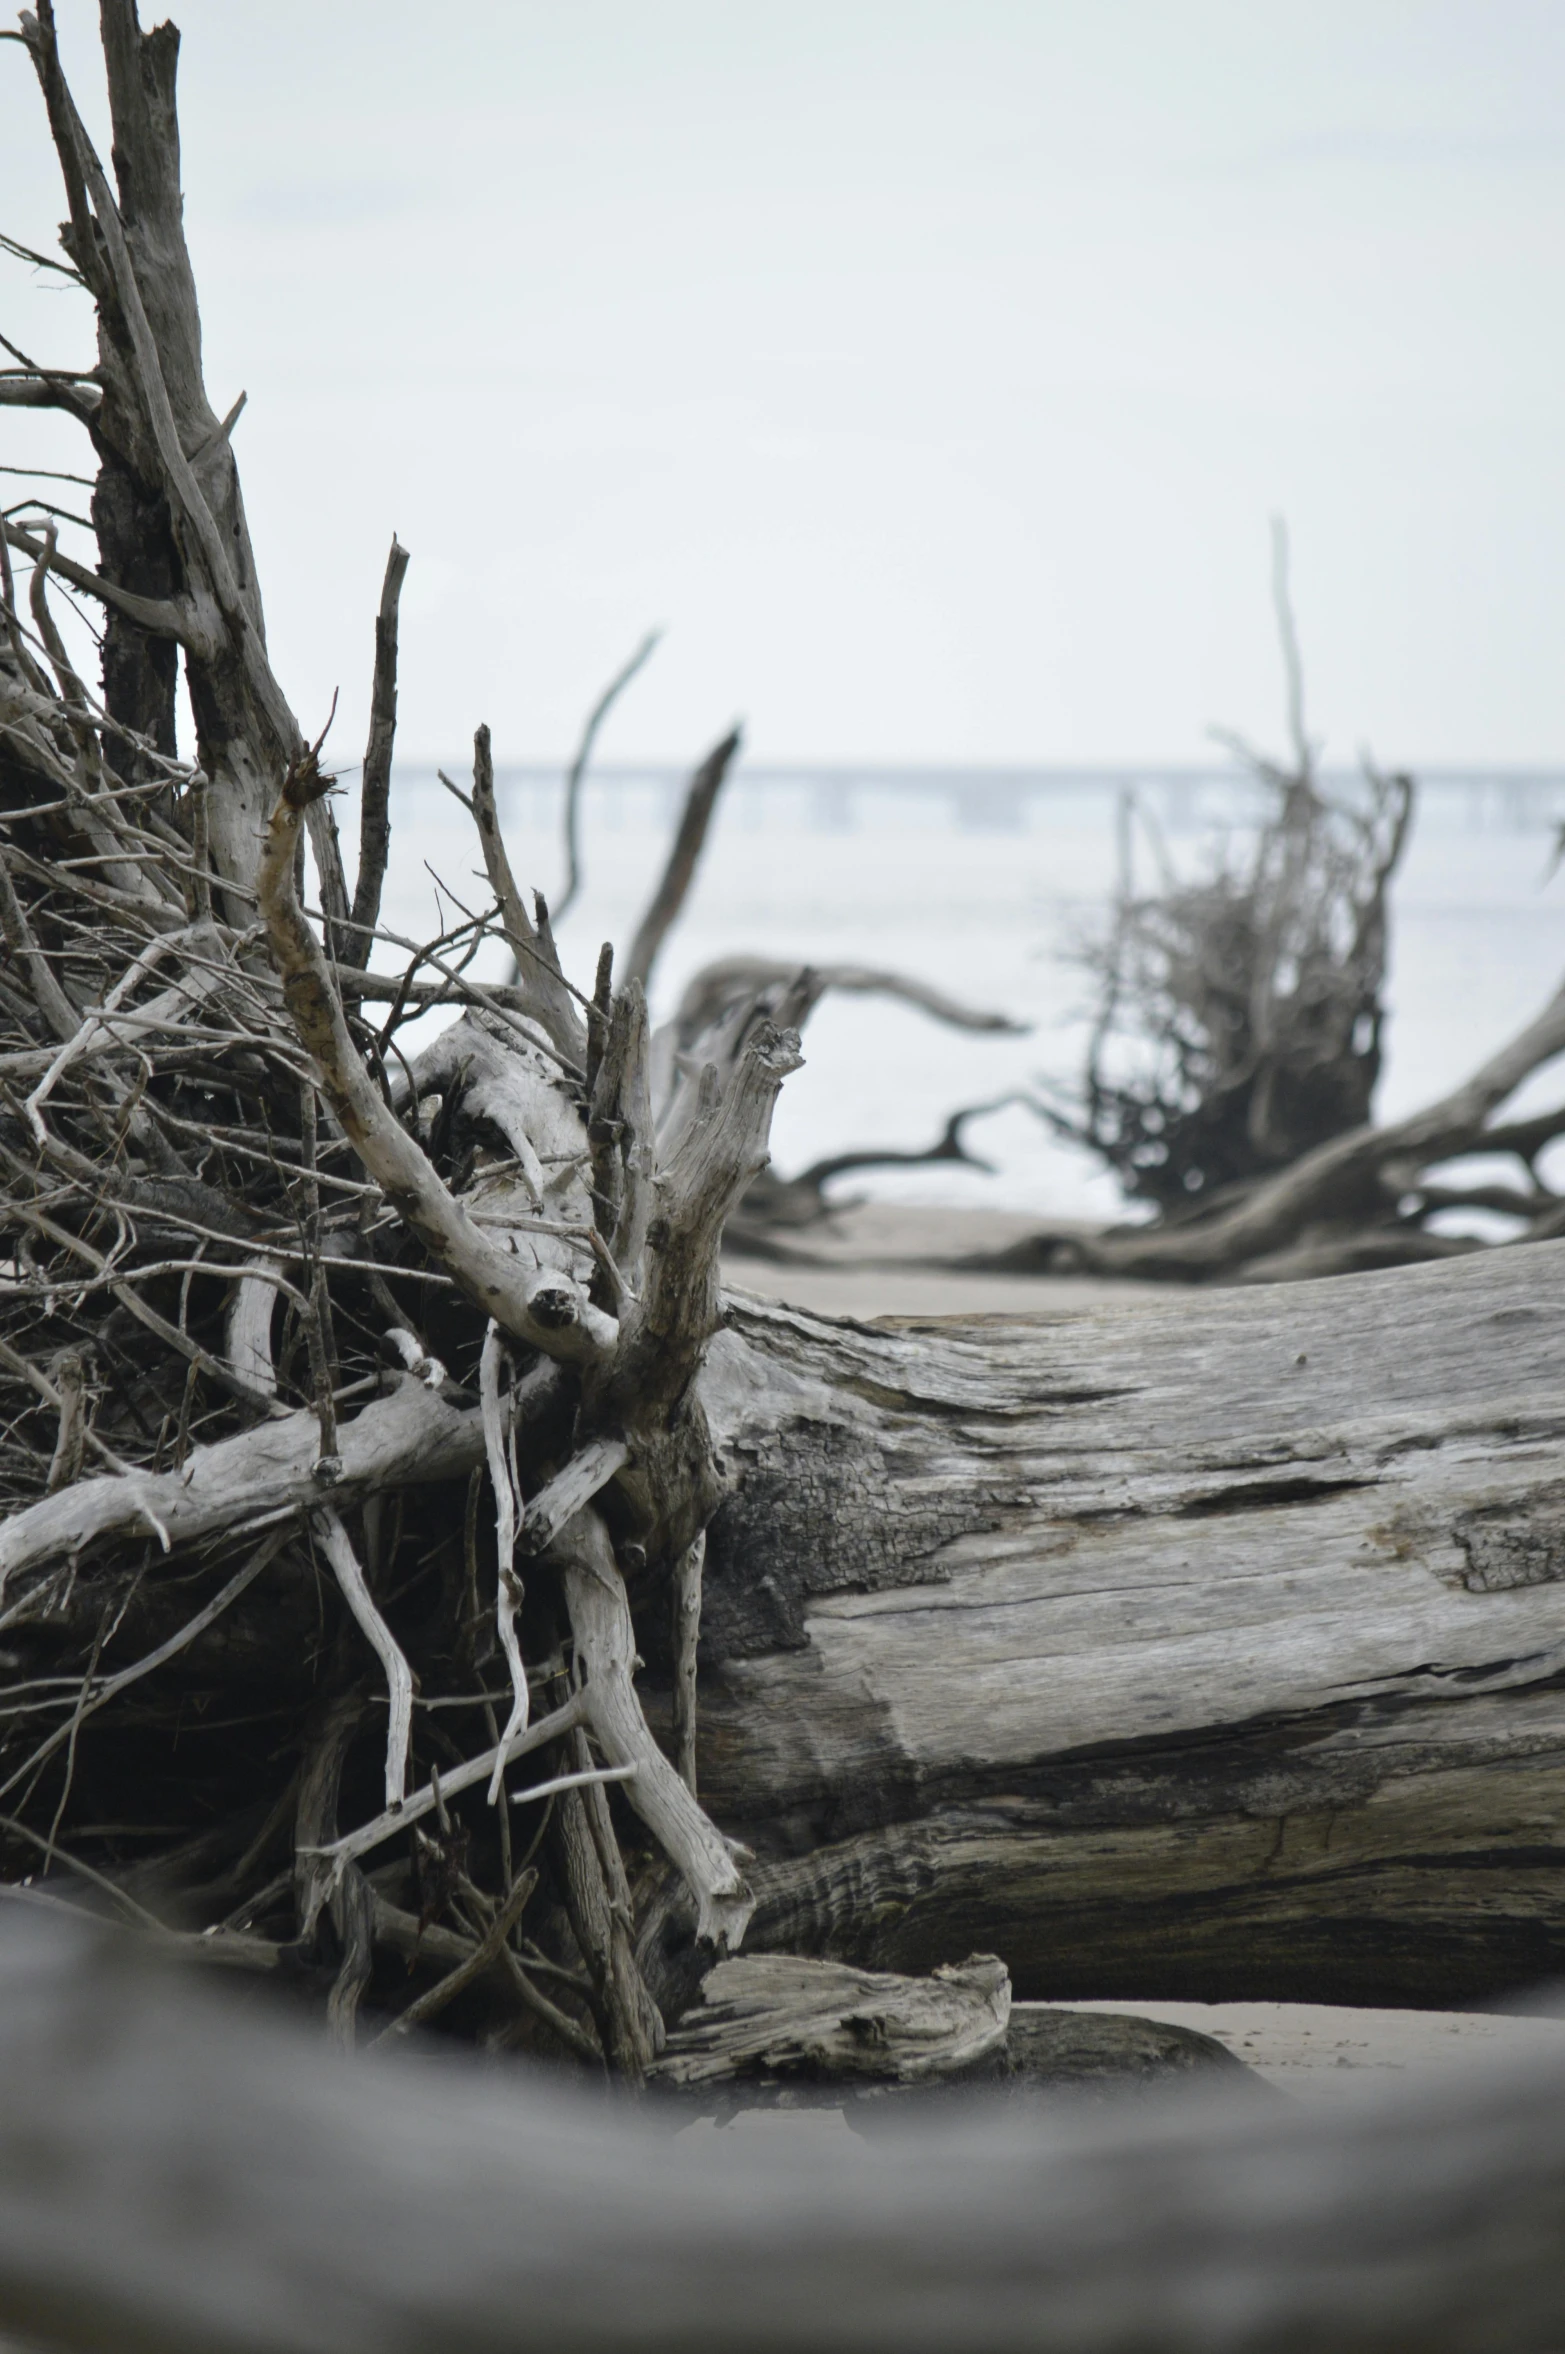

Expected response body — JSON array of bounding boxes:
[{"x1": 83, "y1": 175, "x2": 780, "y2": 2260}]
[{"x1": 452, "y1": 764, "x2": 1565, "y2": 838}]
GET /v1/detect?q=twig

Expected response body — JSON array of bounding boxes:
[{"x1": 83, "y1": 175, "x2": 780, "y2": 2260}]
[
  {"x1": 556, "y1": 627, "x2": 660, "y2": 921},
  {"x1": 314, "y1": 1511, "x2": 413, "y2": 1812},
  {"x1": 0, "y1": 1809, "x2": 164, "y2": 1926},
  {"x1": 624, "y1": 725, "x2": 742, "y2": 992},
  {"x1": 344, "y1": 536, "x2": 409, "y2": 971},
  {"x1": 672, "y1": 1529, "x2": 705, "y2": 1799},
  {"x1": 467, "y1": 723, "x2": 589, "y2": 1067},
  {"x1": 479, "y1": 1323, "x2": 529, "y2": 1802},
  {"x1": 303, "y1": 1691, "x2": 590, "y2": 1870},
  {"x1": 371, "y1": 1866, "x2": 538, "y2": 2044}
]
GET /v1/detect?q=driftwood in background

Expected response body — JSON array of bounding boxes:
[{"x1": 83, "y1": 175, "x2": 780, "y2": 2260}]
[
  {"x1": 942, "y1": 521, "x2": 1565, "y2": 1287},
  {"x1": 1044, "y1": 522, "x2": 1414, "y2": 1223},
  {"x1": 979, "y1": 978, "x2": 1565, "y2": 1284},
  {"x1": 0, "y1": 1904, "x2": 1563, "y2": 2354}
]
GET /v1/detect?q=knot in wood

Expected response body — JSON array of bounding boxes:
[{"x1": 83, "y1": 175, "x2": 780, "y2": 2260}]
[
  {"x1": 281, "y1": 748, "x2": 337, "y2": 810},
  {"x1": 748, "y1": 1021, "x2": 804, "y2": 1079},
  {"x1": 527, "y1": 1279, "x2": 579, "y2": 1331}
]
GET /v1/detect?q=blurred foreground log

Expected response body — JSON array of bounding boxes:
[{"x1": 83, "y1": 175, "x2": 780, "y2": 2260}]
[{"x1": 0, "y1": 1903, "x2": 1563, "y2": 2354}]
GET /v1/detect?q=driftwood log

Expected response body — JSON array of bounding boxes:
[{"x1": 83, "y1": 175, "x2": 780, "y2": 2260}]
[
  {"x1": 981, "y1": 978, "x2": 1565, "y2": 1283},
  {"x1": 647, "y1": 1957, "x2": 1253, "y2": 2114},
  {"x1": 5, "y1": 0, "x2": 1565, "y2": 2092},
  {"x1": 1041, "y1": 521, "x2": 1415, "y2": 1224},
  {"x1": 0, "y1": 1903, "x2": 1563, "y2": 2354},
  {"x1": 667, "y1": 1241, "x2": 1565, "y2": 2012}
]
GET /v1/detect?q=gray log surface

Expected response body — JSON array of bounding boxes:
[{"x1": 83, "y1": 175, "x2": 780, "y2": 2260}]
[
  {"x1": 680, "y1": 1243, "x2": 1565, "y2": 2008},
  {"x1": 1, "y1": 1904, "x2": 1563, "y2": 2354},
  {"x1": 652, "y1": 1951, "x2": 1012, "y2": 2087}
]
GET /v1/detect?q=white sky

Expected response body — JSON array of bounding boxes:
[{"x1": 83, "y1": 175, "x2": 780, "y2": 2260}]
[{"x1": 5, "y1": 2, "x2": 1565, "y2": 768}]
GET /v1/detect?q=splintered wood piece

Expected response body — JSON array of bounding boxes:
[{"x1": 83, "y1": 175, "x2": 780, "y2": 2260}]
[{"x1": 652, "y1": 1952, "x2": 1011, "y2": 2088}]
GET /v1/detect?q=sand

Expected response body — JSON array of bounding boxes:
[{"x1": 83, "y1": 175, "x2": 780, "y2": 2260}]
[
  {"x1": 1034, "y1": 1999, "x2": 1565, "y2": 2104},
  {"x1": 723, "y1": 1199, "x2": 1166, "y2": 1320}
]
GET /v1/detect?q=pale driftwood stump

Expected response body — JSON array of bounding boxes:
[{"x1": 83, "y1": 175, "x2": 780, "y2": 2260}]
[{"x1": 652, "y1": 1951, "x2": 1012, "y2": 2088}]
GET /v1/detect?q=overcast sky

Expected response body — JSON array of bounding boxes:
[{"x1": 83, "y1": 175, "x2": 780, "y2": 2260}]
[{"x1": 6, "y1": 2, "x2": 1564, "y2": 767}]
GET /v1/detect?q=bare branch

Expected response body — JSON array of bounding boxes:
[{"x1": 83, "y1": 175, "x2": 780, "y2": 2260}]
[
  {"x1": 479, "y1": 1323, "x2": 529, "y2": 1802},
  {"x1": 624, "y1": 726, "x2": 743, "y2": 993},
  {"x1": 2, "y1": 522, "x2": 182, "y2": 634},
  {"x1": 371, "y1": 1867, "x2": 539, "y2": 2043},
  {"x1": 468, "y1": 724, "x2": 589, "y2": 1068},
  {"x1": 611, "y1": 1020, "x2": 802, "y2": 1415},
  {"x1": 555, "y1": 1508, "x2": 754, "y2": 1950},
  {"x1": 257, "y1": 775, "x2": 617, "y2": 1368},
  {"x1": 556, "y1": 627, "x2": 660, "y2": 922},
  {"x1": 667, "y1": 956, "x2": 1026, "y2": 1057},
  {"x1": 0, "y1": 1377, "x2": 492, "y2": 1602},
  {"x1": 315, "y1": 1510, "x2": 412, "y2": 1812},
  {"x1": 42, "y1": 1353, "x2": 85, "y2": 1495},
  {"x1": 1270, "y1": 512, "x2": 1312, "y2": 781},
  {"x1": 343, "y1": 536, "x2": 410, "y2": 970},
  {"x1": 672, "y1": 1529, "x2": 704, "y2": 1798}
]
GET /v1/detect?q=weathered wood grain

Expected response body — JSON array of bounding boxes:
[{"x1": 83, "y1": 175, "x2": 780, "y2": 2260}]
[
  {"x1": 667, "y1": 1245, "x2": 1565, "y2": 2006},
  {"x1": 652, "y1": 1951, "x2": 1011, "y2": 2087}
]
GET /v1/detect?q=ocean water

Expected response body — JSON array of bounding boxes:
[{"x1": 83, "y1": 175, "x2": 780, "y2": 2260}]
[{"x1": 353, "y1": 766, "x2": 1565, "y2": 1230}]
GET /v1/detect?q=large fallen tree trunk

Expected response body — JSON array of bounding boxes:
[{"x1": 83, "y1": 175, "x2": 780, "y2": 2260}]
[{"x1": 662, "y1": 1240, "x2": 1565, "y2": 2012}]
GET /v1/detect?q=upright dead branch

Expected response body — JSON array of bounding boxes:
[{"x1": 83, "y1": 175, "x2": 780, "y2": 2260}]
[
  {"x1": 344, "y1": 534, "x2": 409, "y2": 968},
  {"x1": 624, "y1": 725, "x2": 743, "y2": 992},
  {"x1": 468, "y1": 723, "x2": 588, "y2": 1070},
  {"x1": 556, "y1": 626, "x2": 660, "y2": 923}
]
